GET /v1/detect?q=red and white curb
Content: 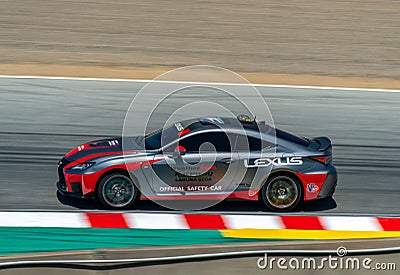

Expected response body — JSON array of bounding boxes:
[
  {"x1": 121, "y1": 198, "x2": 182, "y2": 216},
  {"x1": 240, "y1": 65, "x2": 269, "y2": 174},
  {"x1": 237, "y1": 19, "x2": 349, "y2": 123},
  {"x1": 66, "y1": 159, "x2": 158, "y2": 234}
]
[{"x1": 0, "y1": 212, "x2": 399, "y2": 231}]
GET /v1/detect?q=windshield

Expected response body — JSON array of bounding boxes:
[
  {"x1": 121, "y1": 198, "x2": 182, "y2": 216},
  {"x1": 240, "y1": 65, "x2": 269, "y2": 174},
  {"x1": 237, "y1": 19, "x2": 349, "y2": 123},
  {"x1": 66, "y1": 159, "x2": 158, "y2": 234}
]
[{"x1": 144, "y1": 124, "x2": 179, "y2": 150}]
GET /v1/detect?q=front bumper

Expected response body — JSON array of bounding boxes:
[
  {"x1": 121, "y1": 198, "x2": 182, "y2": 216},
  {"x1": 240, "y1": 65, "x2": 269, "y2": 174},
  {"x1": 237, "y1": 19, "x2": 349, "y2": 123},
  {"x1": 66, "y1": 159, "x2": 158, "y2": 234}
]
[
  {"x1": 56, "y1": 180, "x2": 84, "y2": 199},
  {"x1": 57, "y1": 157, "x2": 86, "y2": 198}
]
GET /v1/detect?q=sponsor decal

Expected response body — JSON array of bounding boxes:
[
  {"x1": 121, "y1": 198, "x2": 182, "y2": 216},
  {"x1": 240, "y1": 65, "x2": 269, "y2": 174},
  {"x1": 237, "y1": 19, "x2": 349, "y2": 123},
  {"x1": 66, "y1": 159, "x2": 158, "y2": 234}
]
[
  {"x1": 307, "y1": 183, "x2": 319, "y2": 193},
  {"x1": 171, "y1": 166, "x2": 225, "y2": 182},
  {"x1": 244, "y1": 157, "x2": 303, "y2": 168},
  {"x1": 199, "y1": 165, "x2": 216, "y2": 171},
  {"x1": 159, "y1": 185, "x2": 223, "y2": 192},
  {"x1": 108, "y1": 140, "x2": 119, "y2": 146},
  {"x1": 174, "y1": 171, "x2": 213, "y2": 181},
  {"x1": 175, "y1": 122, "x2": 184, "y2": 131}
]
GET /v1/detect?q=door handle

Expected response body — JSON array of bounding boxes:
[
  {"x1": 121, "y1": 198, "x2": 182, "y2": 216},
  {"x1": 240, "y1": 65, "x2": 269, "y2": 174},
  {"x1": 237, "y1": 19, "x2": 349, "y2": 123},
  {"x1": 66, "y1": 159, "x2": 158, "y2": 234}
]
[{"x1": 221, "y1": 158, "x2": 232, "y2": 164}]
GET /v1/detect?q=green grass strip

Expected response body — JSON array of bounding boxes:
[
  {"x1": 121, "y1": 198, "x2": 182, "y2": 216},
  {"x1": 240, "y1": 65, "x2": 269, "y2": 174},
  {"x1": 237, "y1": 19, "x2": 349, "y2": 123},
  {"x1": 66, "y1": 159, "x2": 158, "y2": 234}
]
[{"x1": 0, "y1": 227, "x2": 263, "y2": 255}]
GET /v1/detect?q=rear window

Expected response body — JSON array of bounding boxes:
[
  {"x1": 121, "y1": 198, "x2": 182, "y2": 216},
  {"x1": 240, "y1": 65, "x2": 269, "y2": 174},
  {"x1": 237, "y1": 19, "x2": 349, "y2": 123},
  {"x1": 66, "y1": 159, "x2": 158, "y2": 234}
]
[{"x1": 275, "y1": 128, "x2": 309, "y2": 146}]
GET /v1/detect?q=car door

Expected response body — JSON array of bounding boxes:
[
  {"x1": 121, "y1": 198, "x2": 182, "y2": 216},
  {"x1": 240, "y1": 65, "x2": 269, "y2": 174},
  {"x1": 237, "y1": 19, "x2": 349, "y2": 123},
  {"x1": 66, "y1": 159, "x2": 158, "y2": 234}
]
[
  {"x1": 234, "y1": 133, "x2": 276, "y2": 190},
  {"x1": 150, "y1": 131, "x2": 240, "y2": 194}
]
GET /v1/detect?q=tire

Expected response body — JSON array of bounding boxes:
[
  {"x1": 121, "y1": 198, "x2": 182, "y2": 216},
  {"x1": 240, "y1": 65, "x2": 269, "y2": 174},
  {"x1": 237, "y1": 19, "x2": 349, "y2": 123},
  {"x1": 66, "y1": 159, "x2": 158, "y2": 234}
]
[
  {"x1": 260, "y1": 174, "x2": 302, "y2": 212},
  {"x1": 96, "y1": 172, "x2": 139, "y2": 210}
]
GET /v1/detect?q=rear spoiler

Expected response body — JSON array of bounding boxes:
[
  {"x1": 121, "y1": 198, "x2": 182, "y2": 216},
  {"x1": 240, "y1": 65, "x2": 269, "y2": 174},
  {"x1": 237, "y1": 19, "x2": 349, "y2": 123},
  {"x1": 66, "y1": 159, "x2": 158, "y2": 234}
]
[{"x1": 309, "y1": 136, "x2": 332, "y2": 152}]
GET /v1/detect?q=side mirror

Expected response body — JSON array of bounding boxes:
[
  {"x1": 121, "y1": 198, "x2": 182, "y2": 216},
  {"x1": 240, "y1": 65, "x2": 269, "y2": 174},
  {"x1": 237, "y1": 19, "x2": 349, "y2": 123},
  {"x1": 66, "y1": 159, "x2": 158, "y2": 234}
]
[{"x1": 169, "y1": 146, "x2": 186, "y2": 158}]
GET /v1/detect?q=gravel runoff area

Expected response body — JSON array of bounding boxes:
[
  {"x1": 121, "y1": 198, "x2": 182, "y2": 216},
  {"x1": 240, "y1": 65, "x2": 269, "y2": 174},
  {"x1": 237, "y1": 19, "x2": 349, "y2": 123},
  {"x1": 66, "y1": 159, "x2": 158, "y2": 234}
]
[{"x1": 0, "y1": 0, "x2": 399, "y2": 88}]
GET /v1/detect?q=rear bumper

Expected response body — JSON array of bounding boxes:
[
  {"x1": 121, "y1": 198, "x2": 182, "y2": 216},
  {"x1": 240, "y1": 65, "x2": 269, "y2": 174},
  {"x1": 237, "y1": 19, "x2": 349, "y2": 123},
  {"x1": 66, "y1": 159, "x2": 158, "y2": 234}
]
[
  {"x1": 297, "y1": 164, "x2": 337, "y2": 201},
  {"x1": 317, "y1": 165, "x2": 338, "y2": 199}
]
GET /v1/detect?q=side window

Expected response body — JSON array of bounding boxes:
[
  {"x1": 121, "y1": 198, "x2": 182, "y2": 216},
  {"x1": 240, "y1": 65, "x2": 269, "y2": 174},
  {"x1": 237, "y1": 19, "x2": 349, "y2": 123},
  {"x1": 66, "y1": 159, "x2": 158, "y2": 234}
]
[
  {"x1": 234, "y1": 134, "x2": 273, "y2": 152},
  {"x1": 248, "y1": 136, "x2": 262, "y2": 151},
  {"x1": 179, "y1": 132, "x2": 232, "y2": 152}
]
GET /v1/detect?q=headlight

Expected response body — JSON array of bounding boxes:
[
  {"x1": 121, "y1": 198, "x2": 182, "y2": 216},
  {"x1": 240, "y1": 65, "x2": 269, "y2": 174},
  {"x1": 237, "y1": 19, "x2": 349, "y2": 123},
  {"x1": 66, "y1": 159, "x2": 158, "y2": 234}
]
[{"x1": 70, "y1": 162, "x2": 95, "y2": 171}]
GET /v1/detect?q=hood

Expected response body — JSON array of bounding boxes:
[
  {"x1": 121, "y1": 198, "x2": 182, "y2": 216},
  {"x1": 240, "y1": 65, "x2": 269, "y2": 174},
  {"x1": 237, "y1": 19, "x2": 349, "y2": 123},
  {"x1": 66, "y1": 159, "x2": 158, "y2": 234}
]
[{"x1": 65, "y1": 136, "x2": 143, "y2": 161}]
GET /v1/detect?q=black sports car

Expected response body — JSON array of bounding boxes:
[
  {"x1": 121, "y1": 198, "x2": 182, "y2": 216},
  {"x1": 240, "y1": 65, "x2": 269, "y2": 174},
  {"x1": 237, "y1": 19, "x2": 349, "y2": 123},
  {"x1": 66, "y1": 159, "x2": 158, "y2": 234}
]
[{"x1": 57, "y1": 115, "x2": 337, "y2": 211}]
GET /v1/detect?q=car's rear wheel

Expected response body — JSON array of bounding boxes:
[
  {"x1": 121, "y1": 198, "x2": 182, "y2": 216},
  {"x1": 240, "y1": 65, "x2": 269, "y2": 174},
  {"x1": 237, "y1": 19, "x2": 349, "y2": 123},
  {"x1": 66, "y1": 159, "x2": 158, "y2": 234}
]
[
  {"x1": 260, "y1": 174, "x2": 302, "y2": 211},
  {"x1": 97, "y1": 172, "x2": 139, "y2": 210}
]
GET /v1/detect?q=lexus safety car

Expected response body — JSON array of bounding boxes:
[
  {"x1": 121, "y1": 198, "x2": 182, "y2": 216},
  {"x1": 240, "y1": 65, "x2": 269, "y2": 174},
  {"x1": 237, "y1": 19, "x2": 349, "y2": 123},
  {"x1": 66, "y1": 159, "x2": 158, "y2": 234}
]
[{"x1": 57, "y1": 115, "x2": 337, "y2": 211}]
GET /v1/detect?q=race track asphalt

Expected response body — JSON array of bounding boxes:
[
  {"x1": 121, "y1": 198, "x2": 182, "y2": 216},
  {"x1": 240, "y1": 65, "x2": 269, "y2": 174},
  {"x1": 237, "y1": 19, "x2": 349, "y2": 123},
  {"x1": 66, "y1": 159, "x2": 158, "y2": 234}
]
[{"x1": 0, "y1": 77, "x2": 399, "y2": 214}]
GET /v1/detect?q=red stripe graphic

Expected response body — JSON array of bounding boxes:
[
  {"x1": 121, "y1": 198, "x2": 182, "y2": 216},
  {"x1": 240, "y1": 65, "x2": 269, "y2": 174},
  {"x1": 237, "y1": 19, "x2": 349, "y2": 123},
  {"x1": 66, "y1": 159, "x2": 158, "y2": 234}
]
[
  {"x1": 281, "y1": 216, "x2": 324, "y2": 230},
  {"x1": 178, "y1": 129, "x2": 190, "y2": 137},
  {"x1": 86, "y1": 213, "x2": 129, "y2": 228},
  {"x1": 184, "y1": 214, "x2": 227, "y2": 230},
  {"x1": 377, "y1": 217, "x2": 400, "y2": 231}
]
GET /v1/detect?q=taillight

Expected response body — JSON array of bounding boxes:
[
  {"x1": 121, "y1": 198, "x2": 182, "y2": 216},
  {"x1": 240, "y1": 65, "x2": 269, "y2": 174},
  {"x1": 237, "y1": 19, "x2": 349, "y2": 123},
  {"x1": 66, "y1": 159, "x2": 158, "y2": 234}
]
[{"x1": 310, "y1": 155, "x2": 332, "y2": 165}]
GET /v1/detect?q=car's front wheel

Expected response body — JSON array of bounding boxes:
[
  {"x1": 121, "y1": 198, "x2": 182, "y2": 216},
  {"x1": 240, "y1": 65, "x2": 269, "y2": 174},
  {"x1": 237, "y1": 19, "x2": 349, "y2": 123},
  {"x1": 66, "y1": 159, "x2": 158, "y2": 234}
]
[
  {"x1": 260, "y1": 174, "x2": 302, "y2": 211},
  {"x1": 97, "y1": 172, "x2": 139, "y2": 210}
]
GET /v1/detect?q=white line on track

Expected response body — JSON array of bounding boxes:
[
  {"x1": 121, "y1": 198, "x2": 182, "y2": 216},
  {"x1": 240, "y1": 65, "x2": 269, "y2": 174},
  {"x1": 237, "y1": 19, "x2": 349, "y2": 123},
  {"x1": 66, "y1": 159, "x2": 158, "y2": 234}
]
[{"x1": 0, "y1": 75, "x2": 399, "y2": 93}]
